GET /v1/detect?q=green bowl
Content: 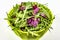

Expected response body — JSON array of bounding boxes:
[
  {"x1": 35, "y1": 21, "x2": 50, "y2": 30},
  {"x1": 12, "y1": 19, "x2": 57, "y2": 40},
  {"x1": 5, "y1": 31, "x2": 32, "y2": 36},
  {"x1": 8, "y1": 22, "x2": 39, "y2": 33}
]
[{"x1": 6, "y1": 2, "x2": 55, "y2": 40}]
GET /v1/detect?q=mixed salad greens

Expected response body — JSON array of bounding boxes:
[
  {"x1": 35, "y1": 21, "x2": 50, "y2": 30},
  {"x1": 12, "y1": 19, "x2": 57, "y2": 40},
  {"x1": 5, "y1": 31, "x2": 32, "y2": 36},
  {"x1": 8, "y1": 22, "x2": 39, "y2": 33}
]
[{"x1": 5, "y1": 2, "x2": 55, "y2": 40}]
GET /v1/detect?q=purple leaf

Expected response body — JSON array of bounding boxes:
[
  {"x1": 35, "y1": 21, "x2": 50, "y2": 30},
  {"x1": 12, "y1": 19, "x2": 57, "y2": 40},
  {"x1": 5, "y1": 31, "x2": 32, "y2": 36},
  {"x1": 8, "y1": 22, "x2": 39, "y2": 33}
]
[
  {"x1": 36, "y1": 18, "x2": 40, "y2": 22},
  {"x1": 27, "y1": 17, "x2": 40, "y2": 27},
  {"x1": 32, "y1": 5, "x2": 40, "y2": 15},
  {"x1": 33, "y1": 8, "x2": 39, "y2": 14},
  {"x1": 27, "y1": 18, "x2": 32, "y2": 24},
  {"x1": 32, "y1": 20, "x2": 38, "y2": 27},
  {"x1": 19, "y1": 6, "x2": 26, "y2": 11},
  {"x1": 40, "y1": 13, "x2": 47, "y2": 18},
  {"x1": 33, "y1": 5, "x2": 37, "y2": 10}
]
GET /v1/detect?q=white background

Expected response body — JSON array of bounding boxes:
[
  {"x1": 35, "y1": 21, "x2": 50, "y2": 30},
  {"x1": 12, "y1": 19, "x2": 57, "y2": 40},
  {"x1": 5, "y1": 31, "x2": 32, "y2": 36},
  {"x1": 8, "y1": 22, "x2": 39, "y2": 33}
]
[{"x1": 0, "y1": 0, "x2": 60, "y2": 40}]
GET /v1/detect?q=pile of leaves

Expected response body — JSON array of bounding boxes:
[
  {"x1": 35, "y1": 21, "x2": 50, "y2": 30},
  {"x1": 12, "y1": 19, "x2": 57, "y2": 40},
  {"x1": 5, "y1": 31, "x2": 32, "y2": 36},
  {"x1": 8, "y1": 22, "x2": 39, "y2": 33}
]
[{"x1": 5, "y1": 2, "x2": 55, "y2": 40}]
